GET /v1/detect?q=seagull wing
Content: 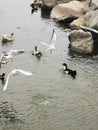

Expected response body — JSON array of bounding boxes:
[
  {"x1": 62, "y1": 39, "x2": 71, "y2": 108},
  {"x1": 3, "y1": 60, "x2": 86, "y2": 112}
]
[
  {"x1": 15, "y1": 69, "x2": 33, "y2": 76},
  {"x1": 3, "y1": 72, "x2": 12, "y2": 91},
  {"x1": 40, "y1": 41, "x2": 50, "y2": 47},
  {"x1": 50, "y1": 31, "x2": 56, "y2": 45},
  {"x1": 0, "y1": 53, "x2": 4, "y2": 61},
  {"x1": 10, "y1": 49, "x2": 25, "y2": 55},
  {"x1": 3, "y1": 69, "x2": 32, "y2": 91}
]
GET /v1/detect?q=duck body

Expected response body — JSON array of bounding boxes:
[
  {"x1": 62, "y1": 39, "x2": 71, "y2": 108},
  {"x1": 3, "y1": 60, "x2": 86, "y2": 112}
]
[
  {"x1": 32, "y1": 46, "x2": 42, "y2": 58},
  {"x1": 2, "y1": 33, "x2": 14, "y2": 43},
  {"x1": 63, "y1": 63, "x2": 77, "y2": 78},
  {"x1": 0, "y1": 73, "x2": 5, "y2": 81}
]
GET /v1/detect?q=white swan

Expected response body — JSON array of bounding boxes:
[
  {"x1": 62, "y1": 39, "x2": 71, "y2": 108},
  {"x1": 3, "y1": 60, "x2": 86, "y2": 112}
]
[
  {"x1": 3, "y1": 69, "x2": 33, "y2": 91},
  {"x1": 2, "y1": 33, "x2": 14, "y2": 42},
  {"x1": 40, "y1": 29, "x2": 56, "y2": 52}
]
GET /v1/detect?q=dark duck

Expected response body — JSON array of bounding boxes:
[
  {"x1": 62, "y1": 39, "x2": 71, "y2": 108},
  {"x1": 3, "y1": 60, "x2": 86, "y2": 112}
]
[
  {"x1": 62, "y1": 63, "x2": 77, "y2": 78},
  {"x1": 32, "y1": 46, "x2": 42, "y2": 59},
  {"x1": 30, "y1": 0, "x2": 41, "y2": 13},
  {"x1": 0, "y1": 73, "x2": 5, "y2": 84}
]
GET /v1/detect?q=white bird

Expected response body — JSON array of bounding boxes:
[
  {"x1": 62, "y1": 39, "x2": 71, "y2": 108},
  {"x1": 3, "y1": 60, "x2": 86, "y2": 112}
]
[
  {"x1": 0, "y1": 49, "x2": 25, "y2": 64},
  {"x1": 40, "y1": 29, "x2": 56, "y2": 52},
  {"x1": 3, "y1": 69, "x2": 33, "y2": 91},
  {"x1": 2, "y1": 33, "x2": 14, "y2": 43}
]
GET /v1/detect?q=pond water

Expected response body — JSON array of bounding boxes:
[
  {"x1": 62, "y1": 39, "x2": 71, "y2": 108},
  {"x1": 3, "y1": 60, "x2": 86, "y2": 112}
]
[{"x1": 0, "y1": 0, "x2": 98, "y2": 130}]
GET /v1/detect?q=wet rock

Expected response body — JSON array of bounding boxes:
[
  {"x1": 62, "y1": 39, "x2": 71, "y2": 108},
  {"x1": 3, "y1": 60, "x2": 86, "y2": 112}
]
[
  {"x1": 70, "y1": 17, "x2": 86, "y2": 29},
  {"x1": 50, "y1": 1, "x2": 85, "y2": 21},
  {"x1": 70, "y1": 9, "x2": 98, "y2": 29},
  {"x1": 84, "y1": 10, "x2": 98, "y2": 29},
  {"x1": 41, "y1": 0, "x2": 56, "y2": 10},
  {"x1": 69, "y1": 30, "x2": 94, "y2": 54},
  {"x1": 91, "y1": 0, "x2": 98, "y2": 10},
  {"x1": 93, "y1": 55, "x2": 98, "y2": 59}
]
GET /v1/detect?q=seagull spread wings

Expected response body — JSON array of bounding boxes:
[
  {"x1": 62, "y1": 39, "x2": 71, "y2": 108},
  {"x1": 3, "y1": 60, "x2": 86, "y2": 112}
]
[
  {"x1": 3, "y1": 69, "x2": 33, "y2": 91},
  {"x1": 40, "y1": 29, "x2": 56, "y2": 51},
  {"x1": 0, "y1": 49, "x2": 25, "y2": 64}
]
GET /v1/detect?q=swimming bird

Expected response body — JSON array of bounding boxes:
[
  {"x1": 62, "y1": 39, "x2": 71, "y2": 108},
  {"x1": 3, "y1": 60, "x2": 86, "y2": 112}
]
[
  {"x1": 0, "y1": 73, "x2": 5, "y2": 81},
  {"x1": 3, "y1": 69, "x2": 33, "y2": 91},
  {"x1": 2, "y1": 33, "x2": 14, "y2": 43},
  {"x1": 32, "y1": 46, "x2": 42, "y2": 58},
  {"x1": 62, "y1": 63, "x2": 77, "y2": 78},
  {"x1": 40, "y1": 29, "x2": 56, "y2": 52}
]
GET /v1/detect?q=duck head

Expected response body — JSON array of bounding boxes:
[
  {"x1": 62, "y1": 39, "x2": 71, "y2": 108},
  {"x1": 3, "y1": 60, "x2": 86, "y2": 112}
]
[
  {"x1": 35, "y1": 46, "x2": 38, "y2": 51},
  {"x1": 62, "y1": 63, "x2": 67, "y2": 70},
  {"x1": 11, "y1": 33, "x2": 14, "y2": 37},
  {"x1": 0, "y1": 73, "x2": 5, "y2": 80}
]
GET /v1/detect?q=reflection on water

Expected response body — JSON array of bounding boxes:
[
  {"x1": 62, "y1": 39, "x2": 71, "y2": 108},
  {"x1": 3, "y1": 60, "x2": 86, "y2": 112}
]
[
  {"x1": 0, "y1": 101, "x2": 23, "y2": 123},
  {"x1": 0, "y1": 0, "x2": 98, "y2": 130}
]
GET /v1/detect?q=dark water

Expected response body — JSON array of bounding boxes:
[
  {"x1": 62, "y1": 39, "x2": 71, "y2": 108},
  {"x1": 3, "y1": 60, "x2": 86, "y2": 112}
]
[{"x1": 0, "y1": 0, "x2": 98, "y2": 130}]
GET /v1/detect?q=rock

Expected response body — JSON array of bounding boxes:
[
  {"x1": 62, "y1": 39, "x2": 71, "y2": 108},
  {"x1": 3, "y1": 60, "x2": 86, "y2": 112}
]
[
  {"x1": 80, "y1": 25, "x2": 98, "y2": 54},
  {"x1": 91, "y1": 0, "x2": 98, "y2": 9},
  {"x1": 41, "y1": 0, "x2": 56, "y2": 10},
  {"x1": 84, "y1": 10, "x2": 98, "y2": 29},
  {"x1": 70, "y1": 9, "x2": 98, "y2": 29},
  {"x1": 93, "y1": 55, "x2": 98, "y2": 59},
  {"x1": 70, "y1": 17, "x2": 86, "y2": 29},
  {"x1": 69, "y1": 30, "x2": 94, "y2": 54},
  {"x1": 50, "y1": 1, "x2": 85, "y2": 21}
]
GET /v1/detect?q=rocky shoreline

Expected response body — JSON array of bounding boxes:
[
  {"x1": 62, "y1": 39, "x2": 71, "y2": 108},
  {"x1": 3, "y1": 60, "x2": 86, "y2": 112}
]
[{"x1": 31, "y1": 0, "x2": 98, "y2": 58}]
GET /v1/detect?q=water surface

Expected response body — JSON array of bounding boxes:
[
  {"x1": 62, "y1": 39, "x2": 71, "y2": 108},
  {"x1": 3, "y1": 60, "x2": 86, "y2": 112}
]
[{"x1": 0, "y1": 0, "x2": 98, "y2": 130}]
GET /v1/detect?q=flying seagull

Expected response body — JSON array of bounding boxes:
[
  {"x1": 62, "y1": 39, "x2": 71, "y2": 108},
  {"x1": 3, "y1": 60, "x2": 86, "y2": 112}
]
[
  {"x1": 40, "y1": 29, "x2": 56, "y2": 52},
  {"x1": 3, "y1": 69, "x2": 33, "y2": 91},
  {"x1": 0, "y1": 49, "x2": 25, "y2": 64}
]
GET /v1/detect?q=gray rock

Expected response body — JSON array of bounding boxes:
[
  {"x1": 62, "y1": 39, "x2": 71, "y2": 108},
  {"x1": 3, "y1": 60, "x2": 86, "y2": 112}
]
[
  {"x1": 42, "y1": 0, "x2": 56, "y2": 9},
  {"x1": 84, "y1": 10, "x2": 98, "y2": 29},
  {"x1": 70, "y1": 9, "x2": 98, "y2": 30},
  {"x1": 69, "y1": 30, "x2": 94, "y2": 54},
  {"x1": 50, "y1": 1, "x2": 85, "y2": 21}
]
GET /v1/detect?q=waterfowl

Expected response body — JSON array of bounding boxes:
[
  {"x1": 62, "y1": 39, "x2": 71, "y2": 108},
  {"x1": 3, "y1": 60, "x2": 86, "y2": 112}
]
[
  {"x1": 40, "y1": 29, "x2": 56, "y2": 52},
  {"x1": 32, "y1": 46, "x2": 42, "y2": 58},
  {"x1": 0, "y1": 49, "x2": 25, "y2": 64},
  {"x1": 30, "y1": 3, "x2": 38, "y2": 11},
  {"x1": 62, "y1": 63, "x2": 77, "y2": 78},
  {"x1": 2, "y1": 33, "x2": 14, "y2": 43},
  {"x1": 3, "y1": 69, "x2": 33, "y2": 91},
  {"x1": 0, "y1": 73, "x2": 5, "y2": 81},
  {"x1": 30, "y1": 0, "x2": 41, "y2": 10}
]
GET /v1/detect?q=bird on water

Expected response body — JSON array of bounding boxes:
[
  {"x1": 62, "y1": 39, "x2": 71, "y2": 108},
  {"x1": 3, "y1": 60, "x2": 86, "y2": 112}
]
[
  {"x1": 62, "y1": 63, "x2": 77, "y2": 78},
  {"x1": 3, "y1": 69, "x2": 33, "y2": 91}
]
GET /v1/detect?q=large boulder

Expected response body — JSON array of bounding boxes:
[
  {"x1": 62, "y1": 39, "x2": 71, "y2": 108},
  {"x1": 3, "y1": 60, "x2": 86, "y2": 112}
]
[
  {"x1": 41, "y1": 0, "x2": 56, "y2": 10},
  {"x1": 84, "y1": 10, "x2": 98, "y2": 29},
  {"x1": 69, "y1": 30, "x2": 94, "y2": 54},
  {"x1": 70, "y1": 17, "x2": 86, "y2": 29},
  {"x1": 50, "y1": 1, "x2": 85, "y2": 21},
  {"x1": 91, "y1": 0, "x2": 98, "y2": 8},
  {"x1": 70, "y1": 9, "x2": 98, "y2": 30}
]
